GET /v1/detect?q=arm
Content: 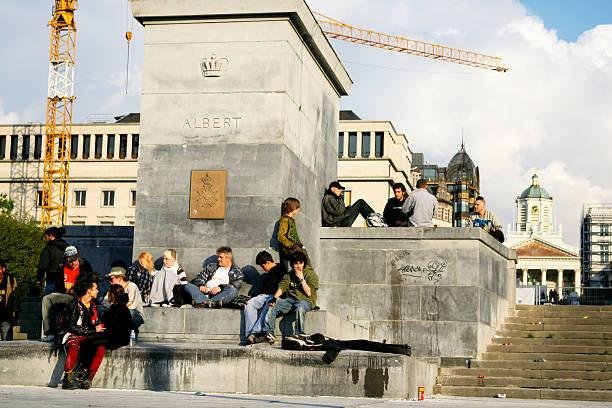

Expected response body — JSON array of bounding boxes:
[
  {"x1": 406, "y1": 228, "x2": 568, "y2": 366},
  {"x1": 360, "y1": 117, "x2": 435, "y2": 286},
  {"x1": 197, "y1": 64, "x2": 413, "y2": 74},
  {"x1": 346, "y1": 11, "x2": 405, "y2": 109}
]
[
  {"x1": 382, "y1": 200, "x2": 393, "y2": 224},
  {"x1": 301, "y1": 268, "x2": 319, "y2": 298},
  {"x1": 191, "y1": 267, "x2": 209, "y2": 287},
  {"x1": 277, "y1": 216, "x2": 294, "y2": 250},
  {"x1": 402, "y1": 194, "x2": 415, "y2": 214},
  {"x1": 323, "y1": 195, "x2": 346, "y2": 217},
  {"x1": 37, "y1": 247, "x2": 50, "y2": 284},
  {"x1": 176, "y1": 268, "x2": 188, "y2": 284},
  {"x1": 490, "y1": 211, "x2": 503, "y2": 230},
  {"x1": 228, "y1": 266, "x2": 244, "y2": 290}
]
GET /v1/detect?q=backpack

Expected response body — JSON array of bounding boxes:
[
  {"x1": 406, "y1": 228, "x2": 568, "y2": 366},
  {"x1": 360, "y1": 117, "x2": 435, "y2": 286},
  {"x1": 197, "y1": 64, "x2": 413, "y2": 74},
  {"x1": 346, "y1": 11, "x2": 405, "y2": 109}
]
[
  {"x1": 366, "y1": 212, "x2": 387, "y2": 227},
  {"x1": 269, "y1": 220, "x2": 281, "y2": 252}
]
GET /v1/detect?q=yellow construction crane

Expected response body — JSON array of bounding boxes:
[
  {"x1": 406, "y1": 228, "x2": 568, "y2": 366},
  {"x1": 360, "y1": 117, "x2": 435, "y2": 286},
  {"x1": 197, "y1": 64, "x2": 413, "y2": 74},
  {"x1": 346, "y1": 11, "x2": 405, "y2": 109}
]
[
  {"x1": 41, "y1": 0, "x2": 78, "y2": 226},
  {"x1": 314, "y1": 12, "x2": 507, "y2": 72}
]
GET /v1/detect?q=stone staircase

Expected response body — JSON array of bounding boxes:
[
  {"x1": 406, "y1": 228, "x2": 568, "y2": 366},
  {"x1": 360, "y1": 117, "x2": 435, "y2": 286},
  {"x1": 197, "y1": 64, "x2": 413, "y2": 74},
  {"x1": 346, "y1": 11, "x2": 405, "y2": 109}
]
[
  {"x1": 13, "y1": 297, "x2": 42, "y2": 340},
  {"x1": 437, "y1": 304, "x2": 612, "y2": 402}
]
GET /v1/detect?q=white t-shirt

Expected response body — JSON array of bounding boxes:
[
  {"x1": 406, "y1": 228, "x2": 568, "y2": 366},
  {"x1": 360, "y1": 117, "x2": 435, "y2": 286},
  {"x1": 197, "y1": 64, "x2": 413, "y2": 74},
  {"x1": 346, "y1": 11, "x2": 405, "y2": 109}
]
[{"x1": 206, "y1": 266, "x2": 230, "y2": 288}]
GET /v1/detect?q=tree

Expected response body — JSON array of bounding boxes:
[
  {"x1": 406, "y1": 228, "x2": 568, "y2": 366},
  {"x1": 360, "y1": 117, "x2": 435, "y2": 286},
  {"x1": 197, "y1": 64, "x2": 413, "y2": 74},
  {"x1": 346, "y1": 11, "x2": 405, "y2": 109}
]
[{"x1": 0, "y1": 195, "x2": 44, "y2": 298}]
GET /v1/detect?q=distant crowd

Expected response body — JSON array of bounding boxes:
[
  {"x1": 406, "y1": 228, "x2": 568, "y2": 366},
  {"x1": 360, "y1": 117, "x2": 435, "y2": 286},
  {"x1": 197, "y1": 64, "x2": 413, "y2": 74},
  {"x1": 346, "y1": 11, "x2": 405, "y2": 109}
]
[{"x1": 0, "y1": 178, "x2": 502, "y2": 390}]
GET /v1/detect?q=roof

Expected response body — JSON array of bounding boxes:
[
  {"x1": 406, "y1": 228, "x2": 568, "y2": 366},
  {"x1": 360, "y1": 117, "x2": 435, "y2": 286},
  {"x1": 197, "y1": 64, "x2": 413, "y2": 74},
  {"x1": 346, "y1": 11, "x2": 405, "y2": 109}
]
[
  {"x1": 339, "y1": 110, "x2": 361, "y2": 120},
  {"x1": 511, "y1": 237, "x2": 578, "y2": 258},
  {"x1": 446, "y1": 144, "x2": 477, "y2": 184},
  {"x1": 518, "y1": 174, "x2": 551, "y2": 199}
]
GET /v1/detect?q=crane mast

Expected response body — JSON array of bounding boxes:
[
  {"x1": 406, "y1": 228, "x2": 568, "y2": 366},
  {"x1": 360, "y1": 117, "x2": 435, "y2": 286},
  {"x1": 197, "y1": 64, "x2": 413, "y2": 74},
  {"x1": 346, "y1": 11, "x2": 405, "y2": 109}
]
[
  {"x1": 41, "y1": 0, "x2": 77, "y2": 226},
  {"x1": 315, "y1": 12, "x2": 507, "y2": 73}
]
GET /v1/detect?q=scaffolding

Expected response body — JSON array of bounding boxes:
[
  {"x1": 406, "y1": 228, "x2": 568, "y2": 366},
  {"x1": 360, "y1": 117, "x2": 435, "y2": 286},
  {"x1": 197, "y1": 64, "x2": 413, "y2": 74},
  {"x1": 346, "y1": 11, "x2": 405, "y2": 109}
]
[{"x1": 581, "y1": 203, "x2": 612, "y2": 287}]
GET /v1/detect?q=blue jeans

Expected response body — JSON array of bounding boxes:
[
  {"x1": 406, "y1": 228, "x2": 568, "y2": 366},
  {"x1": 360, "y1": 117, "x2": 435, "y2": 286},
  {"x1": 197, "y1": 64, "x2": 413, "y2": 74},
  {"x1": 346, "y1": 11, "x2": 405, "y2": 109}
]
[
  {"x1": 130, "y1": 309, "x2": 144, "y2": 331},
  {"x1": 184, "y1": 283, "x2": 238, "y2": 304},
  {"x1": 264, "y1": 298, "x2": 312, "y2": 335},
  {"x1": 43, "y1": 282, "x2": 56, "y2": 296},
  {"x1": 243, "y1": 294, "x2": 273, "y2": 336}
]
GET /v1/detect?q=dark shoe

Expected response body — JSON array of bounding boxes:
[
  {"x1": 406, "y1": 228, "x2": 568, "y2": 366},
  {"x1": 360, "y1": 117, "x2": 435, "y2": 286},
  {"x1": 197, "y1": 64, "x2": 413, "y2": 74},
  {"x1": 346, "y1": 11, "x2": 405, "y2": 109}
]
[
  {"x1": 61, "y1": 371, "x2": 79, "y2": 390},
  {"x1": 211, "y1": 300, "x2": 223, "y2": 308},
  {"x1": 193, "y1": 301, "x2": 208, "y2": 308},
  {"x1": 265, "y1": 332, "x2": 275, "y2": 345},
  {"x1": 75, "y1": 369, "x2": 91, "y2": 390},
  {"x1": 246, "y1": 333, "x2": 256, "y2": 344}
]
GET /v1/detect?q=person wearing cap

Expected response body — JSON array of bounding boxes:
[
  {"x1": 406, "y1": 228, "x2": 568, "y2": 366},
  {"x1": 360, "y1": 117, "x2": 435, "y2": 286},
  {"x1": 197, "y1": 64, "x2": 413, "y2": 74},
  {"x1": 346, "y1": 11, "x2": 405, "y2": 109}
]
[
  {"x1": 321, "y1": 181, "x2": 375, "y2": 227},
  {"x1": 37, "y1": 226, "x2": 69, "y2": 295},
  {"x1": 105, "y1": 267, "x2": 144, "y2": 332},
  {"x1": 41, "y1": 246, "x2": 94, "y2": 342},
  {"x1": 0, "y1": 260, "x2": 17, "y2": 341}
]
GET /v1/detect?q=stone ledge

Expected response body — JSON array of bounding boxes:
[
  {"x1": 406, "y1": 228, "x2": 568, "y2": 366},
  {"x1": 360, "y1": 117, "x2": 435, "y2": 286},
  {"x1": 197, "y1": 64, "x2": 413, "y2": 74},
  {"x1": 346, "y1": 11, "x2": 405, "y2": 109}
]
[{"x1": 0, "y1": 341, "x2": 438, "y2": 399}]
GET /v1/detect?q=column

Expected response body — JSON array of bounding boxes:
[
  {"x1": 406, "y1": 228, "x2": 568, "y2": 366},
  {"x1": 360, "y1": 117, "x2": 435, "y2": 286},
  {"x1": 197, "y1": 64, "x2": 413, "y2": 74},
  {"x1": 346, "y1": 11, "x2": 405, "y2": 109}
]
[
  {"x1": 557, "y1": 269, "x2": 563, "y2": 290},
  {"x1": 574, "y1": 269, "x2": 581, "y2": 295},
  {"x1": 522, "y1": 269, "x2": 528, "y2": 286},
  {"x1": 540, "y1": 269, "x2": 547, "y2": 286}
]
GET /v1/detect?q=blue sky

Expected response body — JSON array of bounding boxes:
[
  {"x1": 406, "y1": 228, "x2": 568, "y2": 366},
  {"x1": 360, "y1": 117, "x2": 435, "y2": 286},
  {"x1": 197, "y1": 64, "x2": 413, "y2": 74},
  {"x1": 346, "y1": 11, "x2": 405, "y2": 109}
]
[{"x1": 522, "y1": 0, "x2": 612, "y2": 41}]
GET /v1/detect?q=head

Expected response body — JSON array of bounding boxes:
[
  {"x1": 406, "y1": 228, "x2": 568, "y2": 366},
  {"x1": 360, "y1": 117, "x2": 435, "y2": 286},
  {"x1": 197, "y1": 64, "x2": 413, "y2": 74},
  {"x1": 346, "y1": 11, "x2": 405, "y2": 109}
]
[
  {"x1": 73, "y1": 278, "x2": 99, "y2": 300},
  {"x1": 474, "y1": 196, "x2": 486, "y2": 215},
  {"x1": 107, "y1": 284, "x2": 128, "y2": 306},
  {"x1": 281, "y1": 197, "x2": 301, "y2": 218},
  {"x1": 64, "y1": 246, "x2": 80, "y2": 270},
  {"x1": 162, "y1": 249, "x2": 177, "y2": 268},
  {"x1": 256, "y1": 250, "x2": 276, "y2": 273},
  {"x1": 416, "y1": 179, "x2": 428, "y2": 189},
  {"x1": 392, "y1": 183, "x2": 407, "y2": 200},
  {"x1": 43, "y1": 226, "x2": 66, "y2": 242},
  {"x1": 138, "y1": 251, "x2": 154, "y2": 272},
  {"x1": 108, "y1": 267, "x2": 128, "y2": 287},
  {"x1": 328, "y1": 181, "x2": 345, "y2": 197},
  {"x1": 216, "y1": 246, "x2": 233, "y2": 268},
  {"x1": 290, "y1": 251, "x2": 308, "y2": 275}
]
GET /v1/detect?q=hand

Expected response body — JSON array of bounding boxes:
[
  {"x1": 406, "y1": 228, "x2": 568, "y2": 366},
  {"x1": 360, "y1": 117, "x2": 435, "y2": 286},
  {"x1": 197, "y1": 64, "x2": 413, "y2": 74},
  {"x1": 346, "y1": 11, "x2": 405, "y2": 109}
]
[
  {"x1": 209, "y1": 286, "x2": 221, "y2": 296},
  {"x1": 95, "y1": 324, "x2": 105, "y2": 333},
  {"x1": 199, "y1": 286, "x2": 208, "y2": 294},
  {"x1": 295, "y1": 271, "x2": 304, "y2": 281},
  {"x1": 36, "y1": 280, "x2": 43, "y2": 289},
  {"x1": 268, "y1": 298, "x2": 277, "y2": 307}
]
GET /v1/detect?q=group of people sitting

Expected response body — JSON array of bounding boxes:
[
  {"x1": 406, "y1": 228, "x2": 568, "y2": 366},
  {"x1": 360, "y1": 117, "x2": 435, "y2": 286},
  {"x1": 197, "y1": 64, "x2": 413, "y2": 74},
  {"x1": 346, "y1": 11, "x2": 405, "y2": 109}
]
[{"x1": 321, "y1": 179, "x2": 504, "y2": 242}]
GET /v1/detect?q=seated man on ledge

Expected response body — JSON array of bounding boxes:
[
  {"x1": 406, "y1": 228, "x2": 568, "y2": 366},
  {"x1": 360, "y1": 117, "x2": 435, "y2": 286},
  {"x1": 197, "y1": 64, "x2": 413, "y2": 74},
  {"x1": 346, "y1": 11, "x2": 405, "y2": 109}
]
[
  {"x1": 261, "y1": 251, "x2": 318, "y2": 344},
  {"x1": 184, "y1": 246, "x2": 243, "y2": 308},
  {"x1": 321, "y1": 181, "x2": 374, "y2": 227},
  {"x1": 467, "y1": 195, "x2": 504, "y2": 243}
]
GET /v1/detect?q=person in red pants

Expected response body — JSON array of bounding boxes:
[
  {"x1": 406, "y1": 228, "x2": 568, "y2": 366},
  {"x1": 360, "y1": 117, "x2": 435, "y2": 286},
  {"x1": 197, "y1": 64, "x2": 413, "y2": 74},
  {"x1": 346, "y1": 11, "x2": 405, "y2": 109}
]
[{"x1": 61, "y1": 278, "x2": 106, "y2": 390}]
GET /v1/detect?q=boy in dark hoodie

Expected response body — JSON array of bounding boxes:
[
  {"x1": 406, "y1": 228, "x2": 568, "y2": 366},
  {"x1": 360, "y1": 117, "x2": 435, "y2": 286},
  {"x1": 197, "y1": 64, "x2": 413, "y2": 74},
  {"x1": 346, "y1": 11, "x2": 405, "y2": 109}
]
[{"x1": 37, "y1": 226, "x2": 69, "y2": 295}]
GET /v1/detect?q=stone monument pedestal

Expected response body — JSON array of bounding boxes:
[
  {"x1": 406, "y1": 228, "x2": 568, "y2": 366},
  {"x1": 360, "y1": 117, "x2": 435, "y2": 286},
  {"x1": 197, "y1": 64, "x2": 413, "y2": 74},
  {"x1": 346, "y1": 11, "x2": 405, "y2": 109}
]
[{"x1": 130, "y1": 0, "x2": 351, "y2": 273}]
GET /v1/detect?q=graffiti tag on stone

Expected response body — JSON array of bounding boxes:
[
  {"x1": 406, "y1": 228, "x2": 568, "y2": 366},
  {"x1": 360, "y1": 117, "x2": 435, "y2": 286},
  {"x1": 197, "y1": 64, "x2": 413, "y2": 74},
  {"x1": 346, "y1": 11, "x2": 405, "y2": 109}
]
[{"x1": 391, "y1": 252, "x2": 447, "y2": 284}]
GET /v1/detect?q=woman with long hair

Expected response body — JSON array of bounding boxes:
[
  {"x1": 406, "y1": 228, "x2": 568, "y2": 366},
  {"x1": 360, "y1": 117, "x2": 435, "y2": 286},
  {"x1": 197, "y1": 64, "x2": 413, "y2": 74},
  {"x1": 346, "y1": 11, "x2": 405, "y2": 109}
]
[
  {"x1": 101, "y1": 284, "x2": 132, "y2": 350},
  {"x1": 127, "y1": 251, "x2": 154, "y2": 304}
]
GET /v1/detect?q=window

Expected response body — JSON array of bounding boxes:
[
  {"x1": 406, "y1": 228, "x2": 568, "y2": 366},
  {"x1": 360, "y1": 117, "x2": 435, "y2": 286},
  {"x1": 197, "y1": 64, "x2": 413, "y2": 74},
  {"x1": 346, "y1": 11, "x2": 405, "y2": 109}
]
[
  {"x1": 100, "y1": 221, "x2": 114, "y2": 226},
  {"x1": 337, "y1": 132, "x2": 344, "y2": 158},
  {"x1": 74, "y1": 190, "x2": 87, "y2": 207},
  {"x1": 348, "y1": 132, "x2": 357, "y2": 158},
  {"x1": 71, "y1": 221, "x2": 86, "y2": 226},
  {"x1": 0, "y1": 136, "x2": 5, "y2": 159},
  {"x1": 82, "y1": 135, "x2": 90, "y2": 159},
  {"x1": 374, "y1": 132, "x2": 384, "y2": 158},
  {"x1": 94, "y1": 134, "x2": 103, "y2": 159},
  {"x1": 131, "y1": 134, "x2": 139, "y2": 159},
  {"x1": 602, "y1": 245, "x2": 609, "y2": 263},
  {"x1": 130, "y1": 189, "x2": 137, "y2": 207},
  {"x1": 102, "y1": 190, "x2": 115, "y2": 207},
  {"x1": 119, "y1": 134, "x2": 127, "y2": 159},
  {"x1": 10, "y1": 135, "x2": 18, "y2": 160},
  {"x1": 34, "y1": 135, "x2": 42, "y2": 159},
  {"x1": 21, "y1": 135, "x2": 30, "y2": 160},
  {"x1": 106, "y1": 134, "x2": 115, "y2": 159},
  {"x1": 602, "y1": 225, "x2": 610, "y2": 236},
  {"x1": 36, "y1": 190, "x2": 43, "y2": 207},
  {"x1": 361, "y1": 132, "x2": 371, "y2": 158},
  {"x1": 70, "y1": 135, "x2": 78, "y2": 159}
]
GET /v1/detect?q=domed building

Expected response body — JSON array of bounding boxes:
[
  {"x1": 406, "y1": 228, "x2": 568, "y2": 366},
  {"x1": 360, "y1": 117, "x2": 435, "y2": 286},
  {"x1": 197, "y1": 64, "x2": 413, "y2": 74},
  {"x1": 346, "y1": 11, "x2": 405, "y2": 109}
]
[{"x1": 506, "y1": 174, "x2": 580, "y2": 302}]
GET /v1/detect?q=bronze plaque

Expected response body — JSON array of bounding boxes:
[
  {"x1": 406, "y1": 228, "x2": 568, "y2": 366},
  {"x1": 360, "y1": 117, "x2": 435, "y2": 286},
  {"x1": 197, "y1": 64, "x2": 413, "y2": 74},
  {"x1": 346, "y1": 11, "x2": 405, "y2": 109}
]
[{"x1": 189, "y1": 170, "x2": 227, "y2": 219}]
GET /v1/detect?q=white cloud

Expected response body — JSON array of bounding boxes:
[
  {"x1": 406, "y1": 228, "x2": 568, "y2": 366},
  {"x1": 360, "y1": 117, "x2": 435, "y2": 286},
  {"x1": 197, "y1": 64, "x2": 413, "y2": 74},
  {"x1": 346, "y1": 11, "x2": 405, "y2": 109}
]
[{"x1": 0, "y1": 100, "x2": 19, "y2": 124}]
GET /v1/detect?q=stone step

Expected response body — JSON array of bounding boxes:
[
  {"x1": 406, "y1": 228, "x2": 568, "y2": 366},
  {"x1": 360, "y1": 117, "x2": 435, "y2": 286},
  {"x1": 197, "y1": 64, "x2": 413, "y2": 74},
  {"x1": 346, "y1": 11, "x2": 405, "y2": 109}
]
[
  {"x1": 139, "y1": 307, "x2": 369, "y2": 344},
  {"x1": 515, "y1": 310, "x2": 612, "y2": 319},
  {"x1": 0, "y1": 341, "x2": 438, "y2": 399},
  {"x1": 492, "y1": 336, "x2": 612, "y2": 347},
  {"x1": 481, "y1": 351, "x2": 612, "y2": 362},
  {"x1": 471, "y1": 359, "x2": 609, "y2": 371},
  {"x1": 497, "y1": 329, "x2": 612, "y2": 340},
  {"x1": 439, "y1": 367, "x2": 612, "y2": 381},
  {"x1": 438, "y1": 375, "x2": 612, "y2": 390},
  {"x1": 515, "y1": 305, "x2": 612, "y2": 312},
  {"x1": 486, "y1": 344, "x2": 612, "y2": 354},
  {"x1": 438, "y1": 385, "x2": 612, "y2": 401},
  {"x1": 506, "y1": 316, "x2": 612, "y2": 325},
  {"x1": 502, "y1": 323, "x2": 611, "y2": 332}
]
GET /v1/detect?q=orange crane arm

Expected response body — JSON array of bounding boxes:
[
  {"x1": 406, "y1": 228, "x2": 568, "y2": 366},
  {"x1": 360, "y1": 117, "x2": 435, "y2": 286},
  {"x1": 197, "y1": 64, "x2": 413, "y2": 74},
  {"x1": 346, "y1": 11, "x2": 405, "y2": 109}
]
[{"x1": 314, "y1": 12, "x2": 507, "y2": 73}]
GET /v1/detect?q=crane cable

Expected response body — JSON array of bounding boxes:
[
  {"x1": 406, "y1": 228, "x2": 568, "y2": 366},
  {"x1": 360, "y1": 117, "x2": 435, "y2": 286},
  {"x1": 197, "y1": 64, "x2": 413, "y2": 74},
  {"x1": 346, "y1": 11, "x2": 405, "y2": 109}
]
[{"x1": 124, "y1": 0, "x2": 134, "y2": 95}]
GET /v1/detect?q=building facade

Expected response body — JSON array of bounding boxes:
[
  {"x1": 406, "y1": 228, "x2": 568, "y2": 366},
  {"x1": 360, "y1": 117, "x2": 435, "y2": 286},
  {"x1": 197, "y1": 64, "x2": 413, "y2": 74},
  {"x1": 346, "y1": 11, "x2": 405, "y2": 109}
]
[
  {"x1": 581, "y1": 203, "x2": 612, "y2": 287},
  {"x1": 506, "y1": 174, "x2": 580, "y2": 295},
  {"x1": 0, "y1": 115, "x2": 139, "y2": 226}
]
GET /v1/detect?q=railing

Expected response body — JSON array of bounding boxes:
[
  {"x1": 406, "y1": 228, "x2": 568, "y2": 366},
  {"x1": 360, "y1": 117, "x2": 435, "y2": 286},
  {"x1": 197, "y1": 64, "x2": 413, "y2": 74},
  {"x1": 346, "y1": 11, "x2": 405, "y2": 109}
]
[{"x1": 516, "y1": 285, "x2": 612, "y2": 306}]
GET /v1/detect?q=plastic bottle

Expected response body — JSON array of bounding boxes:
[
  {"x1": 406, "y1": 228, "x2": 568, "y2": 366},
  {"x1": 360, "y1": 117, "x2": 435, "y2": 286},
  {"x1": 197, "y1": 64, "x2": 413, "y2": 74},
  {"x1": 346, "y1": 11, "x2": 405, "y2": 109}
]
[{"x1": 130, "y1": 330, "x2": 136, "y2": 346}]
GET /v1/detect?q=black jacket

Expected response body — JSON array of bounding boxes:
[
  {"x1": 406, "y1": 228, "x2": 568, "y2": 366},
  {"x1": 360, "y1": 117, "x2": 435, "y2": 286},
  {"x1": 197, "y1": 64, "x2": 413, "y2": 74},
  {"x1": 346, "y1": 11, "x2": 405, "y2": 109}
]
[
  {"x1": 53, "y1": 258, "x2": 95, "y2": 295},
  {"x1": 101, "y1": 304, "x2": 132, "y2": 350},
  {"x1": 37, "y1": 238, "x2": 69, "y2": 284},
  {"x1": 64, "y1": 298, "x2": 100, "y2": 336},
  {"x1": 321, "y1": 191, "x2": 347, "y2": 227},
  {"x1": 383, "y1": 197, "x2": 407, "y2": 226},
  {"x1": 259, "y1": 264, "x2": 286, "y2": 296}
]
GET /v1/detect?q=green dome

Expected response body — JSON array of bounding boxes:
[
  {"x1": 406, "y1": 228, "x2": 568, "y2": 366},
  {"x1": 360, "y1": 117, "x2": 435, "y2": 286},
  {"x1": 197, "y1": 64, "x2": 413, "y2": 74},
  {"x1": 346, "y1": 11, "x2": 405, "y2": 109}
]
[{"x1": 519, "y1": 174, "x2": 551, "y2": 199}]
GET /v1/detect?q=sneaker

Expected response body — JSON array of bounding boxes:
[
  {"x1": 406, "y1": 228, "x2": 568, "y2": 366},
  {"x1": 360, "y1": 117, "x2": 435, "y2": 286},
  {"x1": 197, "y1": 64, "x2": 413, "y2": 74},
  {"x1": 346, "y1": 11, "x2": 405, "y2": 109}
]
[
  {"x1": 180, "y1": 304, "x2": 193, "y2": 309},
  {"x1": 246, "y1": 334, "x2": 257, "y2": 344},
  {"x1": 41, "y1": 334, "x2": 55, "y2": 342},
  {"x1": 161, "y1": 303, "x2": 171, "y2": 308},
  {"x1": 265, "y1": 332, "x2": 275, "y2": 345},
  {"x1": 211, "y1": 300, "x2": 223, "y2": 309},
  {"x1": 193, "y1": 301, "x2": 208, "y2": 308},
  {"x1": 61, "y1": 371, "x2": 79, "y2": 390}
]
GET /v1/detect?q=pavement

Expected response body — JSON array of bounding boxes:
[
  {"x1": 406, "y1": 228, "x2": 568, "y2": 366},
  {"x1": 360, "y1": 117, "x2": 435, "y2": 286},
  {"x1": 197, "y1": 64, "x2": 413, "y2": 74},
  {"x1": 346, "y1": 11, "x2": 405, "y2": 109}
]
[{"x1": 0, "y1": 386, "x2": 609, "y2": 408}]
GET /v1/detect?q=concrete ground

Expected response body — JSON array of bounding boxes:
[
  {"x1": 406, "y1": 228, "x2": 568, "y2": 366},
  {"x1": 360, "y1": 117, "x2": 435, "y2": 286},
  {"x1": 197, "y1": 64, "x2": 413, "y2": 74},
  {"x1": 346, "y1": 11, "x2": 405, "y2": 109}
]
[{"x1": 0, "y1": 386, "x2": 609, "y2": 408}]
